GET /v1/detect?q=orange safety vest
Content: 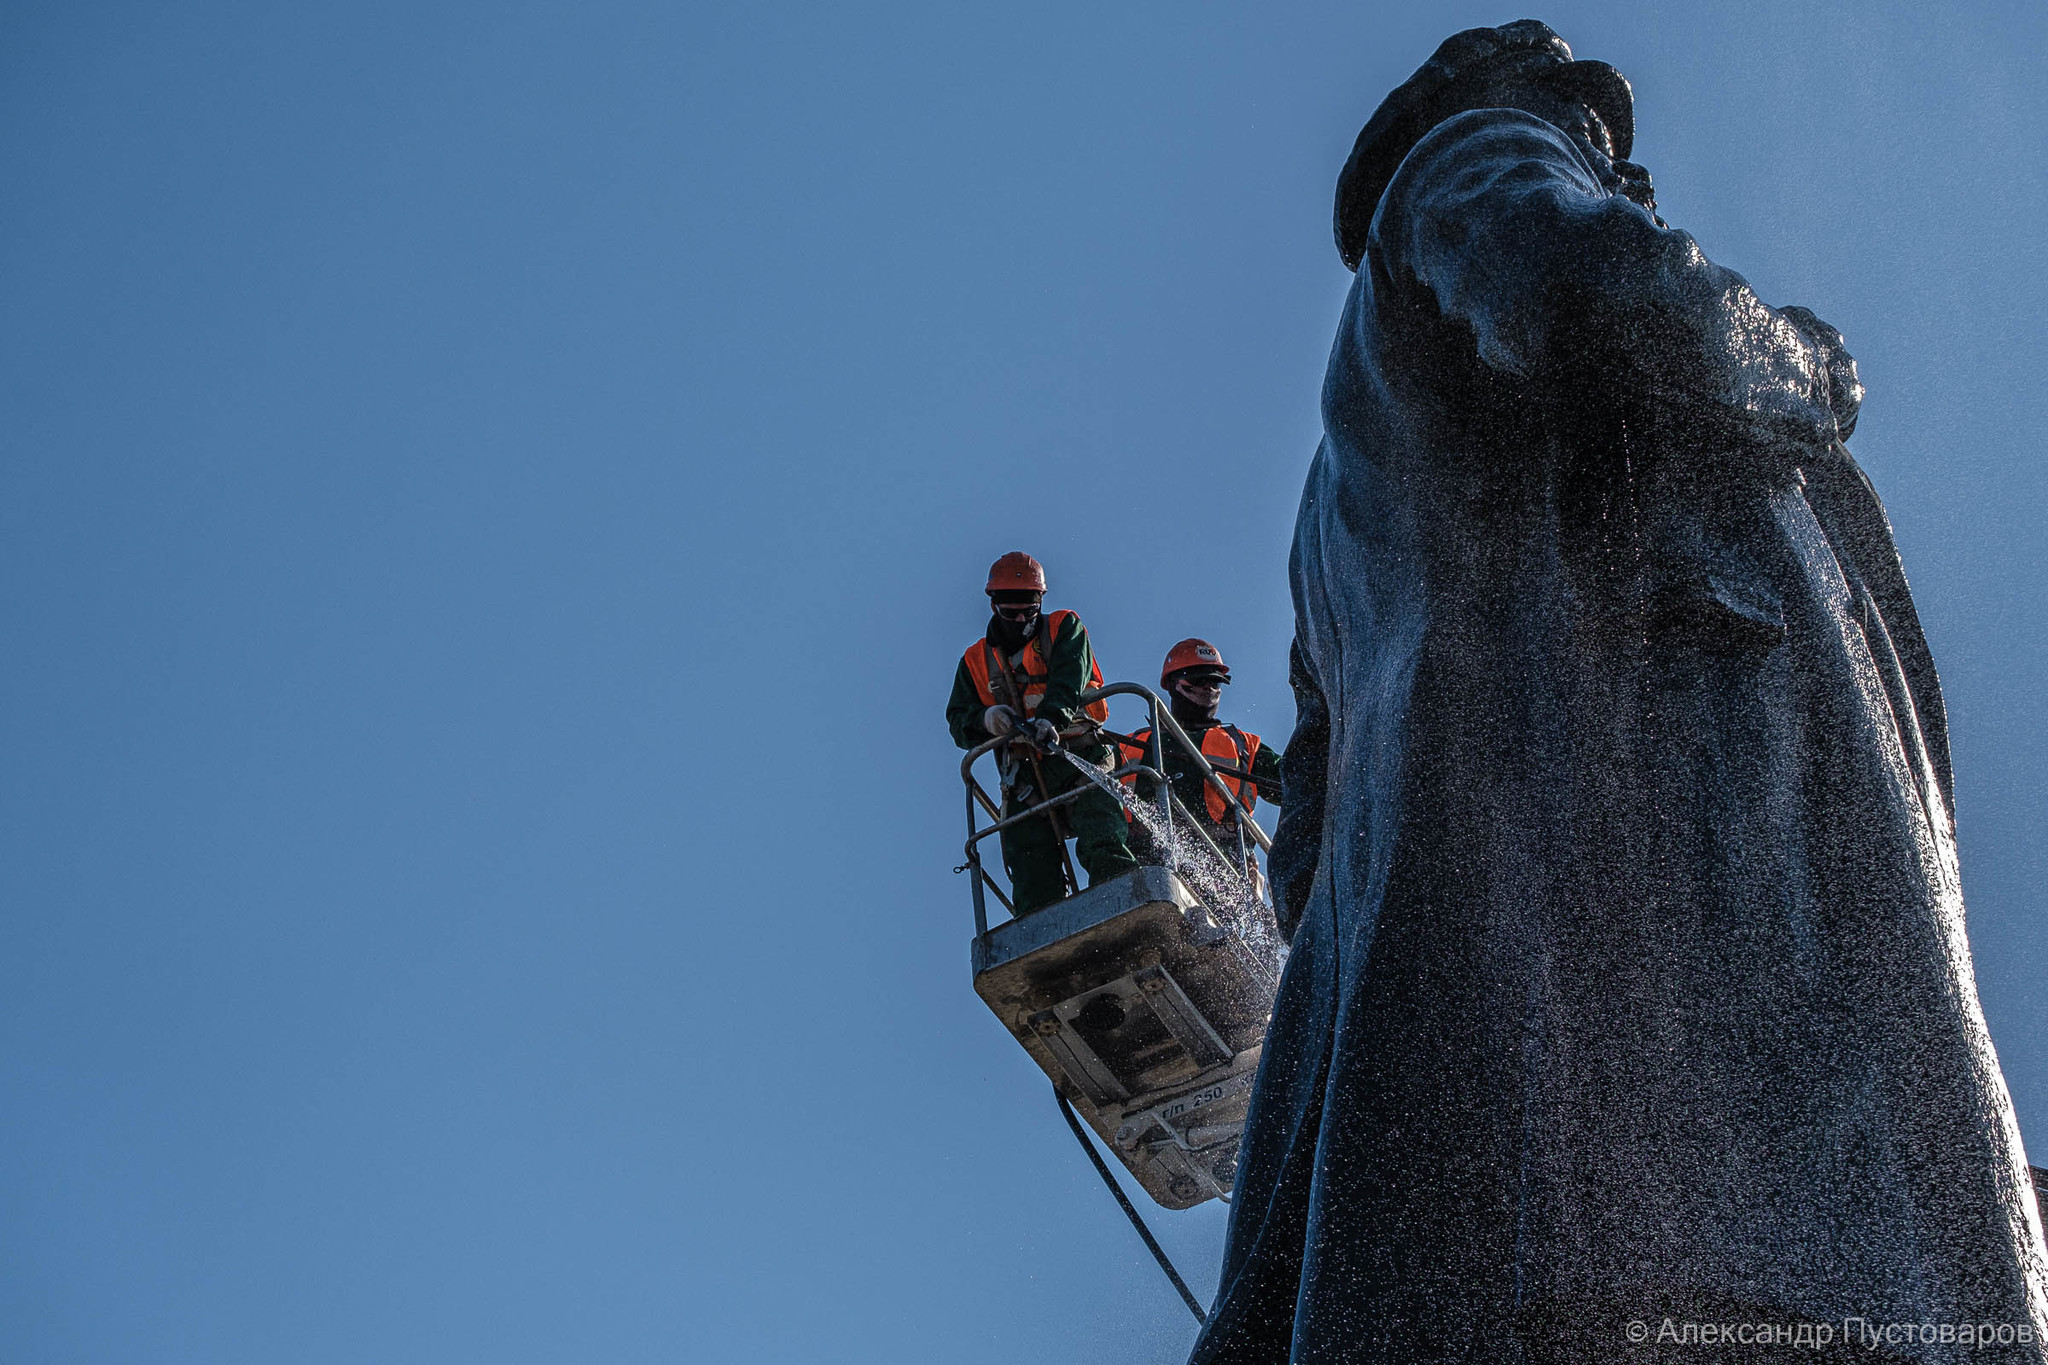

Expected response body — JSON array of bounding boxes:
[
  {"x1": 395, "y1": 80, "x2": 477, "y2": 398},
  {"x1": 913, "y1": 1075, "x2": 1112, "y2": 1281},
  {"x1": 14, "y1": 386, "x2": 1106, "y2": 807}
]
[
  {"x1": 961, "y1": 608, "x2": 1110, "y2": 724},
  {"x1": 1118, "y1": 723, "x2": 1261, "y2": 824}
]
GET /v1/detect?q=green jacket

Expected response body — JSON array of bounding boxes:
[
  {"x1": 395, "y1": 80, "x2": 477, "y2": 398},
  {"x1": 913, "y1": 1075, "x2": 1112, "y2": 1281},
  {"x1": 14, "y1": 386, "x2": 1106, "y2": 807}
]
[{"x1": 947, "y1": 610, "x2": 1102, "y2": 749}]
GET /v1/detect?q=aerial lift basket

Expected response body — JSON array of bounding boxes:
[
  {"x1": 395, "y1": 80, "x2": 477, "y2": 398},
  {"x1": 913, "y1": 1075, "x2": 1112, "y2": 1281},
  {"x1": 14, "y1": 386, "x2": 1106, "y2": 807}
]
[{"x1": 960, "y1": 682, "x2": 1282, "y2": 1210}]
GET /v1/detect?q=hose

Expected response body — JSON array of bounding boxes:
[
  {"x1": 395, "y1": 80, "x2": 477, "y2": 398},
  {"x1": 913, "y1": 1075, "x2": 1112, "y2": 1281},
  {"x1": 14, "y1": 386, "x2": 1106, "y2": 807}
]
[{"x1": 1053, "y1": 1084, "x2": 1207, "y2": 1324}]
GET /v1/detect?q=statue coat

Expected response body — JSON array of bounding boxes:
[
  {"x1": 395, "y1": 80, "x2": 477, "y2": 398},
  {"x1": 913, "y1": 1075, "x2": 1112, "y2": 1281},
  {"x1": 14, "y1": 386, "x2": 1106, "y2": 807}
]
[{"x1": 1192, "y1": 109, "x2": 2048, "y2": 1363}]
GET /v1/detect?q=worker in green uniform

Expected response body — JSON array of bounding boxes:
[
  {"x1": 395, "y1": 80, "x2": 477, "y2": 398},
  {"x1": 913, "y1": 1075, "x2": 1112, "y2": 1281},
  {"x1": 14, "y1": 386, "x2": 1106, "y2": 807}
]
[
  {"x1": 947, "y1": 552, "x2": 1139, "y2": 915},
  {"x1": 1118, "y1": 638, "x2": 1283, "y2": 881}
]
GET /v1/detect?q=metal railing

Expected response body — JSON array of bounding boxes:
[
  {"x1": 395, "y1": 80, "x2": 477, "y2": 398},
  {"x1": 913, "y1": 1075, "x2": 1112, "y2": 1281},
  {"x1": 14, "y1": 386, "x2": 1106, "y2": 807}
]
[{"x1": 959, "y1": 681, "x2": 1273, "y2": 939}]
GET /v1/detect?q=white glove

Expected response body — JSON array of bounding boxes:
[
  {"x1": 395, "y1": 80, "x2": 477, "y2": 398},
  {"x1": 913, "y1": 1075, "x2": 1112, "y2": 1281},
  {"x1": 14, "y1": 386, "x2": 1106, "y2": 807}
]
[
  {"x1": 1025, "y1": 717, "x2": 1060, "y2": 749},
  {"x1": 983, "y1": 704, "x2": 1018, "y2": 737}
]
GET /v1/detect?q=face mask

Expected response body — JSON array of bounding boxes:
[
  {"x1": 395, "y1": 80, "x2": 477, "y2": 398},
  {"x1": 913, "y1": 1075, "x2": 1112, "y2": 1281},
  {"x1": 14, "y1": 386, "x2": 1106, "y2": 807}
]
[
  {"x1": 1171, "y1": 676, "x2": 1224, "y2": 724},
  {"x1": 989, "y1": 606, "x2": 1040, "y2": 652}
]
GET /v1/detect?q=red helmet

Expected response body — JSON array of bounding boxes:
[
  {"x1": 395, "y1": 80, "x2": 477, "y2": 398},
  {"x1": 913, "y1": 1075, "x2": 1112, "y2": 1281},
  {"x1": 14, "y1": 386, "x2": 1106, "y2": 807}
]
[
  {"x1": 985, "y1": 551, "x2": 1047, "y2": 596},
  {"x1": 1161, "y1": 638, "x2": 1229, "y2": 684}
]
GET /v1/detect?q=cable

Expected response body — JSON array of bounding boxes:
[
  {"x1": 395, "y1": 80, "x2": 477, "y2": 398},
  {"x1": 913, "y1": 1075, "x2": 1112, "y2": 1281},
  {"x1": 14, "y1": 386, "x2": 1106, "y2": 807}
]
[{"x1": 1053, "y1": 1084, "x2": 1207, "y2": 1324}]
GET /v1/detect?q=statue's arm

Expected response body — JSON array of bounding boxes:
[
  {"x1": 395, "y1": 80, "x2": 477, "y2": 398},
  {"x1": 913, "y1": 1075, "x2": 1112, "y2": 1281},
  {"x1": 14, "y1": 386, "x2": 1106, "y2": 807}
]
[
  {"x1": 1801, "y1": 445, "x2": 1954, "y2": 818},
  {"x1": 1269, "y1": 638, "x2": 1329, "y2": 944},
  {"x1": 1371, "y1": 108, "x2": 1841, "y2": 443}
]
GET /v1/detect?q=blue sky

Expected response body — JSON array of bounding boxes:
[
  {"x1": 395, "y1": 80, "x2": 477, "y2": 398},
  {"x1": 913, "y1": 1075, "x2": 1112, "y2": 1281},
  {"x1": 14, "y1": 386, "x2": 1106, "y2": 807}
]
[{"x1": 3, "y1": 2, "x2": 2044, "y2": 1360}]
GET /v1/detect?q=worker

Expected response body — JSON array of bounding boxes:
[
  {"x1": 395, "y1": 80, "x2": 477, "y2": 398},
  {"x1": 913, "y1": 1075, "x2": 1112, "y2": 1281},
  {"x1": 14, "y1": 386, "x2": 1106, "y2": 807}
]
[
  {"x1": 1118, "y1": 638, "x2": 1283, "y2": 874},
  {"x1": 947, "y1": 552, "x2": 1139, "y2": 915}
]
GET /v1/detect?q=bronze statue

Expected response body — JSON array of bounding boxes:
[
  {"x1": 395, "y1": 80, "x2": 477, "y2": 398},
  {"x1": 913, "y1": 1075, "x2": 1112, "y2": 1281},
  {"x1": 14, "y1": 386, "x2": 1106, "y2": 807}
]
[{"x1": 1196, "y1": 21, "x2": 2048, "y2": 1363}]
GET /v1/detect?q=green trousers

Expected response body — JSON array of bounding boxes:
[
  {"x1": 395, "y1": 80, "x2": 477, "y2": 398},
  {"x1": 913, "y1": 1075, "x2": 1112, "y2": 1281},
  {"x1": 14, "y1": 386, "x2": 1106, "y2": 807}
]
[{"x1": 1000, "y1": 747, "x2": 1139, "y2": 915}]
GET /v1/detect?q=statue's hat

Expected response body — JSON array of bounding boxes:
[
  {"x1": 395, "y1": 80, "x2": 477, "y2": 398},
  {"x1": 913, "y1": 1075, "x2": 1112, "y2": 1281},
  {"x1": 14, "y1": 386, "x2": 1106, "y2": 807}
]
[{"x1": 1335, "y1": 19, "x2": 1633, "y2": 271}]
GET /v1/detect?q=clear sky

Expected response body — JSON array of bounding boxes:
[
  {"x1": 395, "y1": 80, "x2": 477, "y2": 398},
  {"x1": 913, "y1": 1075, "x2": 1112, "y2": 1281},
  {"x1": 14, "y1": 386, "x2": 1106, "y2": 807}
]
[{"x1": 3, "y1": 2, "x2": 2044, "y2": 1361}]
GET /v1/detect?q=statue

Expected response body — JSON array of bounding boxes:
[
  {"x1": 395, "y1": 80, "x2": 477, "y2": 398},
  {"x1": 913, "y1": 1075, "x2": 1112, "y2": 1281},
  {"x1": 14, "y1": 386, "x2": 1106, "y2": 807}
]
[{"x1": 1194, "y1": 21, "x2": 2048, "y2": 1363}]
